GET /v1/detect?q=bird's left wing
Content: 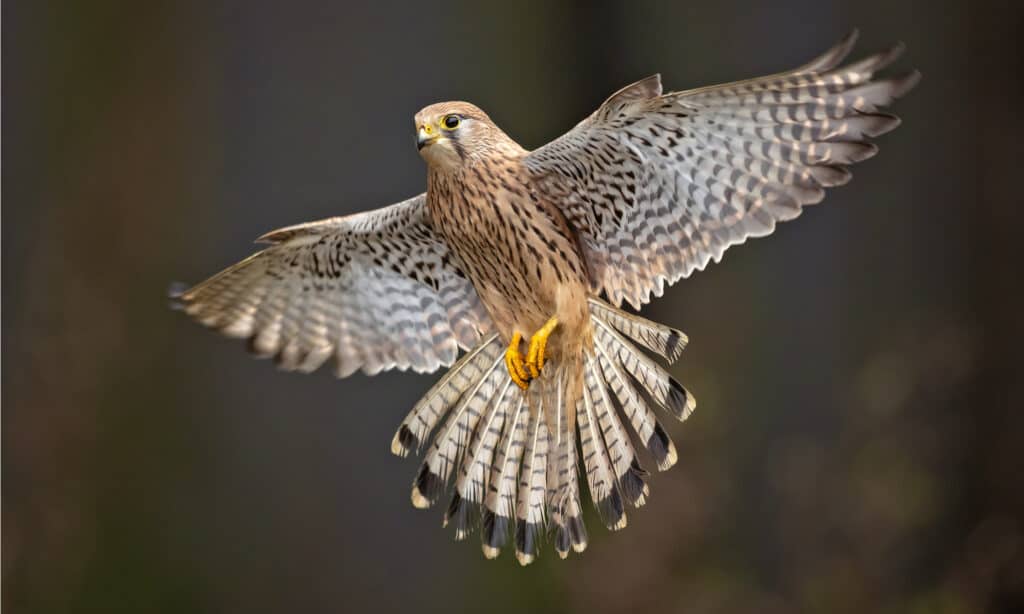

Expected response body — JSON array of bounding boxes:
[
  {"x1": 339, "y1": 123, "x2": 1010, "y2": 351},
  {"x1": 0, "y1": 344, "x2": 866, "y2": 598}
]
[
  {"x1": 174, "y1": 194, "x2": 492, "y2": 376},
  {"x1": 525, "y1": 31, "x2": 919, "y2": 309}
]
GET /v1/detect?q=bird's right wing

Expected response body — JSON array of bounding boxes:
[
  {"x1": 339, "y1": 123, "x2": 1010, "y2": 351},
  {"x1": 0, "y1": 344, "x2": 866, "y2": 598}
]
[{"x1": 173, "y1": 194, "x2": 493, "y2": 377}]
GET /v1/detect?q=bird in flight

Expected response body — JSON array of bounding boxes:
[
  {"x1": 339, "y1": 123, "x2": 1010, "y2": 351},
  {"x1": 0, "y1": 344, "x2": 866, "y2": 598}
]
[{"x1": 173, "y1": 31, "x2": 918, "y2": 565}]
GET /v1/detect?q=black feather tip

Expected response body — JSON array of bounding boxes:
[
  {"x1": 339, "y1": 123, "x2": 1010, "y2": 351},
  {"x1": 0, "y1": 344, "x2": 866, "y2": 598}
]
[
  {"x1": 667, "y1": 376, "x2": 695, "y2": 420},
  {"x1": 411, "y1": 464, "x2": 444, "y2": 509},
  {"x1": 619, "y1": 458, "x2": 650, "y2": 507},
  {"x1": 664, "y1": 329, "x2": 685, "y2": 362},
  {"x1": 552, "y1": 514, "x2": 588, "y2": 558},
  {"x1": 554, "y1": 522, "x2": 572, "y2": 558},
  {"x1": 443, "y1": 492, "x2": 478, "y2": 540},
  {"x1": 648, "y1": 422, "x2": 679, "y2": 471},
  {"x1": 596, "y1": 489, "x2": 626, "y2": 530},
  {"x1": 568, "y1": 515, "x2": 588, "y2": 553},
  {"x1": 390, "y1": 424, "x2": 419, "y2": 457},
  {"x1": 481, "y1": 510, "x2": 511, "y2": 559},
  {"x1": 515, "y1": 520, "x2": 543, "y2": 566}
]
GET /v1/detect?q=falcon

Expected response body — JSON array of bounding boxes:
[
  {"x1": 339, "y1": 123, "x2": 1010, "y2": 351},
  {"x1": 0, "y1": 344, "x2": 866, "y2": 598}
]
[{"x1": 173, "y1": 31, "x2": 918, "y2": 564}]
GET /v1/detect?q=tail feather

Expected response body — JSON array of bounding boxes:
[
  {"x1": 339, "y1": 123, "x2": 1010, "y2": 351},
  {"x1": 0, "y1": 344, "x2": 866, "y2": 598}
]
[
  {"x1": 481, "y1": 395, "x2": 528, "y2": 558},
  {"x1": 592, "y1": 337, "x2": 678, "y2": 471},
  {"x1": 446, "y1": 378, "x2": 516, "y2": 539},
  {"x1": 588, "y1": 298, "x2": 688, "y2": 362},
  {"x1": 578, "y1": 364, "x2": 627, "y2": 530},
  {"x1": 391, "y1": 333, "x2": 501, "y2": 458},
  {"x1": 545, "y1": 364, "x2": 587, "y2": 558},
  {"x1": 584, "y1": 353, "x2": 649, "y2": 506},
  {"x1": 548, "y1": 404, "x2": 587, "y2": 558},
  {"x1": 411, "y1": 345, "x2": 506, "y2": 509},
  {"x1": 443, "y1": 492, "x2": 477, "y2": 542},
  {"x1": 394, "y1": 300, "x2": 696, "y2": 564},
  {"x1": 593, "y1": 317, "x2": 696, "y2": 421},
  {"x1": 515, "y1": 395, "x2": 550, "y2": 565}
]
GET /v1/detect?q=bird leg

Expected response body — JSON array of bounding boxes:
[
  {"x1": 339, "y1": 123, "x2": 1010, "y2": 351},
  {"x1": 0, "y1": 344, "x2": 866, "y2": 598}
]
[
  {"x1": 505, "y1": 332, "x2": 531, "y2": 390},
  {"x1": 525, "y1": 316, "x2": 559, "y2": 380}
]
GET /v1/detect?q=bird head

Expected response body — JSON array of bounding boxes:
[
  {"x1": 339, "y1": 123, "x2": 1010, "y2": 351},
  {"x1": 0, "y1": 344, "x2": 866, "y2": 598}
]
[{"x1": 414, "y1": 101, "x2": 513, "y2": 171}]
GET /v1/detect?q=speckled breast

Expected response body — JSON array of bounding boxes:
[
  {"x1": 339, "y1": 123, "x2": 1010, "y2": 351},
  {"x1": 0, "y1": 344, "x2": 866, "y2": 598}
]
[{"x1": 426, "y1": 162, "x2": 590, "y2": 336}]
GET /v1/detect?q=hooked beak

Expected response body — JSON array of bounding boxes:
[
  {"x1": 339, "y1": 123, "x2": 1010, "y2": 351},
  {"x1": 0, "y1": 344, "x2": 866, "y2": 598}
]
[{"x1": 417, "y1": 125, "x2": 438, "y2": 150}]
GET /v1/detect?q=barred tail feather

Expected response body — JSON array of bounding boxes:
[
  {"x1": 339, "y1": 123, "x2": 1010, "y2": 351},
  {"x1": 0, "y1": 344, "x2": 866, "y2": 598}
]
[
  {"x1": 393, "y1": 300, "x2": 695, "y2": 564},
  {"x1": 546, "y1": 364, "x2": 587, "y2": 558},
  {"x1": 588, "y1": 298, "x2": 687, "y2": 362},
  {"x1": 481, "y1": 395, "x2": 527, "y2": 558},
  {"x1": 446, "y1": 378, "x2": 516, "y2": 539},
  {"x1": 515, "y1": 393, "x2": 549, "y2": 565},
  {"x1": 410, "y1": 344, "x2": 506, "y2": 509},
  {"x1": 391, "y1": 333, "x2": 502, "y2": 458},
  {"x1": 578, "y1": 362, "x2": 626, "y2": 530},
  {"x1": 586, "y1": 354, "x2": 650, "y2": 507},
  {"x1": 593, "y1": 336, "x2": 678, "y2": 471},
  {"x1": 593, "y1": 315, "x2": 696, "y2": 421}
]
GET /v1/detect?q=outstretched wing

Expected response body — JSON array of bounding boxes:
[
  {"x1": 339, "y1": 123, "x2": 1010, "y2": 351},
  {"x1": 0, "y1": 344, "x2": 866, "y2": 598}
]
[
  {"x1": 174, "y1": 194, "x2": 492, "y2": 376},
  {"x1": 526, "y1": 31, "x2": 919, "y2": 309}
]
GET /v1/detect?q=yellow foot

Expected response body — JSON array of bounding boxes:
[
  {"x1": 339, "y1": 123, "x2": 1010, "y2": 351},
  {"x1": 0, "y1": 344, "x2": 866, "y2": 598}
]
[
  {"x1": 505, "y1": 332, "x2": 531, "y2": 390},
  {"x1": 525, "y1": 317, "x2": 559, "y2": 380}
]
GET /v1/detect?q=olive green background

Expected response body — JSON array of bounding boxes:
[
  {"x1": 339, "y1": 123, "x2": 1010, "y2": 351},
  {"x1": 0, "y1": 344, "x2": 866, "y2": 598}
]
[{"x1": 4, "y1": 1, "x2": 1022, "y2": 613}]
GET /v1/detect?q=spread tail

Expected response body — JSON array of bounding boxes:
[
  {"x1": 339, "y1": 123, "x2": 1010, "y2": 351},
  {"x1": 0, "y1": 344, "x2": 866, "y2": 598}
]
[{"x1": 390, "y1": 298, "x2": 695, "y2": 564}]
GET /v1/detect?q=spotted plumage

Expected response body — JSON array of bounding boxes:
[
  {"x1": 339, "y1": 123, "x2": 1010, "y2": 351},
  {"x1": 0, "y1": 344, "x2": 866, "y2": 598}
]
[{"x1": 173, "y1": 31, "x2": 917, "y2": 564}]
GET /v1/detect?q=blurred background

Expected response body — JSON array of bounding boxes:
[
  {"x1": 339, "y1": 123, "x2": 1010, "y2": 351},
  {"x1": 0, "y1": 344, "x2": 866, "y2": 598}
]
[{"x1": 4, "y1": 1, "x2": 1022, "y2": 612}]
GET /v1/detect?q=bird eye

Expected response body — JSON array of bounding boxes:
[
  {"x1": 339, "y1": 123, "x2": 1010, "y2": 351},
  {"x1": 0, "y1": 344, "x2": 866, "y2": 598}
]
[{"x1": 441, "y1": 114, "x2": 461, "y2": 130}]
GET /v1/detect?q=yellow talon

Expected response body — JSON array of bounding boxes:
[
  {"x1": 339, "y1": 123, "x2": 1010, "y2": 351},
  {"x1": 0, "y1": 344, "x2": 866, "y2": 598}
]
[
  {"x1": 505, "y1": 332, "x2": 531, "y2": 390},
  {"x1": 525, "y1": 316, "x2": 559, "y2": 379}
]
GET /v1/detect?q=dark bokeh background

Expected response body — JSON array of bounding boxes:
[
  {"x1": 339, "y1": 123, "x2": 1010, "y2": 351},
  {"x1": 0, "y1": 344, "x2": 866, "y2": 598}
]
[{"x1": 4, "y1": 1, "x2": 1022, "y2": 612}]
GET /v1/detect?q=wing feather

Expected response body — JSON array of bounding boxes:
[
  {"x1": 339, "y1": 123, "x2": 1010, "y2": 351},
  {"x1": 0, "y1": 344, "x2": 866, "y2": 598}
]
[
  {"x1": 526, "y1": 32, "x2": 918, "y2": 309},
  {"x1": 174, "y1": 194, "x2": 492, "y2": 376}
]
